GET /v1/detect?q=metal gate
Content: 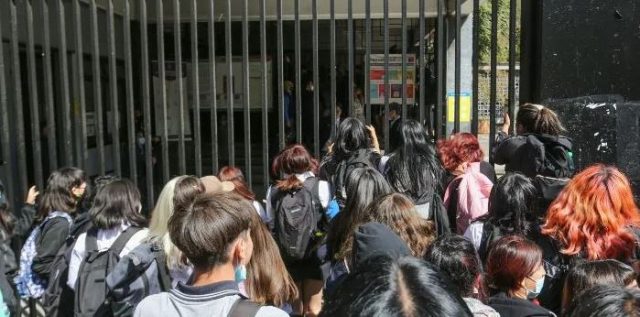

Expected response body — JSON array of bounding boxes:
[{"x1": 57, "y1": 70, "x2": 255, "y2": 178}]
[{"x1": 0, "y1": 0, "x2": 520, "y2": 208}]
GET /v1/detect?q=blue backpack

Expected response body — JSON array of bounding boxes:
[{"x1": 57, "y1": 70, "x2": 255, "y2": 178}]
[{"x1": 14, "y1": 212, "x2": 72, "y2": 298}]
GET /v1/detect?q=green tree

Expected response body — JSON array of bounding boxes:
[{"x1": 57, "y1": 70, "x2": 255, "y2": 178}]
[{"x1": 478, "y1": 0, "x2": 520, "y2": 64}]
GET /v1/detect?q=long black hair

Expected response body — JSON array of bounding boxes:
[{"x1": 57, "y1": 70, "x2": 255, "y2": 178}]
[
  {"x1": 483, "y1": 173, "x2": 537, "y2": 236},
  {"x1": 326, "y1": 167, "x2": 392, "y2": 261},
  {"x1": 333, "y1": 117, "x2": 371, "y2": 160},
  {"x1": 320, "y1": 256, "x2": 472, "y2": 317},
  {"x1": 385, "y1": 120, "x2": 444, "y2": 202}
]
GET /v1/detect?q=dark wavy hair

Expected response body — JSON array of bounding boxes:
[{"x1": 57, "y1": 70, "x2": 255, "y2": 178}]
[
  {"x1": 333, "y1": 117, "x2": 371, "y2": 160},
  {"x1": 562, "y1": 260, "x2": 637, "y2": 312},
  {"x1": 425, "y1": 235, "x2": 485, "y2": 299},
  {"x1": 326, "y1": 167, "x2": 392, "y2": 261},
  {"x1": 37, "y1": 167, "x2": 87, "y2": 221},
  {"x1": 565, "y1": 285, "x2": 640, "y2": 317},
  {"x1": 89, "y1": 179, "x2": 147, "y2": 230},
  {"x1": 486, "y1": 235, "x2": 542, "y2": 296},
  {"x1": 385, "y1": 120, "x2": 444, "y2": 201},
  {"x1": 320, "y1": 256, "x2": 473, "y2": 317},
  {"x1": 516, "y1": 103, "x2": 565, "y2": 136}
]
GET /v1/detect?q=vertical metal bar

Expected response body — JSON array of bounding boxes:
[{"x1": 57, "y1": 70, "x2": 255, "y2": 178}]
[
  {"x1": 108, "y1": 0, "x2": 122, "y2": 176},
  {"x1": 74, "y1": 0, "x2": 87, "y2": 170},
  {"x1": 436, "y1": 0, "x2": 445, "y2": 139},
  {"x1": 26, "y1": 0, "x2": 44, "y2": 189},
  {"x1": 140, "y1": 0, "x2": 155, "y2": 208},
  {"x1": 242, "y1": 0, "x2": 251, "y2": 186},
  {"x1": 209, "y1": 0, "x2": 219, "y2": 173},
  {"x1": 277, "y1": 0, "x2": 285, "y2": 150},
  {"x1": 489, "y1": 0, "x2": 499, "y2": 158},
  {"x1": 260, "y1": 0, "x2": 269, "y2": 186},
  {"x1": 472, "y1": 0, "x2": 480, "y2": 135},
  {"x1": 58, "y1": 0, "x2": 73, "y2": 165},
  {"x1": 156, "y1": 0, "x2": 170, "y2": 182},
  {"x1": 294, "y1": 0, "x2": 302, "y2": 143},
  {"x1": 330, "y1": 0, "x2": 336, "y2": 139},
  {"x1": 0, "y1": 4, "x2": 13, "y2": 199},
  {"x1": 9, "y1": 0, "x2": 27, "y2": 196},
  {"x1": 347, "y1": 0, "x2": 354, "y2": 117},
  {"x1": 124, "y1": 0, "x2": 137, "y2": 185},
  {"x1": 191, "y1": 0, "x2": 202, "y2": 176},
  {"x1": 419, "y1": 0, "x2": 426, "y2": 125},
  {"x1": 507, "y1": 0, "x2": 517, "y2": 134},
  {"x1": 312, "y1": 0, "x2": 320, "y2": 157},
  {"x1": 42, "y1": 0, "x2": 58, "y2": 171},
  {"x1": 365, "y1": 0, "x2": 371, "y2": 124},
  {"x1": 174, "y1": 0, "x2": 186, "y2": 175},
  {"x1": 454, "y1": 0, "x2": 461, "y2": 132},
  {"x1": 401, "y1": 0, "x2": 407, "y2": 120},
  {"x1": 90, "y1": 0, "x2": 105, "y2": 174},
  {"x1": 383, "y1": 0, "x2": 390, "y2": 150},
  {"x1": 225, "y1": 0, "x2": 236, "y2": 162}
]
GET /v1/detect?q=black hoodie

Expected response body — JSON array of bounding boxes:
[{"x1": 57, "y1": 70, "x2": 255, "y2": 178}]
[
  {"x1": 492, "y1": 133, "x2": 574, "y2": 178},
  {"x1": 488, "y1": 293, "x2": 556, "y2": 317},
  {"x1": 324, "y1": 222, "x2": 411, "y2": 296}
]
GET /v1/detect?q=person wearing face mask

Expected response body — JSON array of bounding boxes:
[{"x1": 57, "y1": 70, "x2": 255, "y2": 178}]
[
  {"x1": 134, "y1": 190, "x2": 288, "y2": 317},
  {"x1": 485, "y1": 235, "x2": 555, "y2": 317},
  {"x1": 15, "y1": 167, "x2": 87, "y2": 301}
]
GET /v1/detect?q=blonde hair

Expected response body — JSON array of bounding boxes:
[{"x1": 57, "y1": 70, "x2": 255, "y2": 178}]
[{"x1": 147, "y1": 176, "x2": 186, "y2": 270}]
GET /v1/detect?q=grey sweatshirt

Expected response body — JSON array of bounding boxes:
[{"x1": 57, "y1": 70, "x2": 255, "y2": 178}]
[{"x1": 134, "y1": 280, "x2": 288, "y2": 317}]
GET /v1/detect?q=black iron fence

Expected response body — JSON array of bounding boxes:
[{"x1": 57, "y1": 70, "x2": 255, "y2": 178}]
[{"x1": 0, "y1": 0, "x2": 520, "y2": 208}]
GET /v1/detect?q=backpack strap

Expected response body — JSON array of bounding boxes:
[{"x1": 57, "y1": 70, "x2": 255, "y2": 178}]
[
  {"x1": 151, "y1": 245, "x2": 173, "y2": 291},
  {"x1": 227, "y1": 298, "x2": 261, "y2": 317},
  {"x1": 110, "y1": 227, "x2": 143, "y2": 255}
]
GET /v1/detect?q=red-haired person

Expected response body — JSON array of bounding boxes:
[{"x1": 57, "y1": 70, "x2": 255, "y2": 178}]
[
  {"x1": 437, "y1": 133, "x2": 495, "y2": 234},
  {"x1": 218, "y1": 166, "x2": 270, "y2": 227},
  {"x1": 486, "y1": 235, "x2": 555, "y2": 317},
  {"x1": 533, "y1": 164, "x2": 640, "y2": 313},
  {"x1": 267, "y1": 144, "x2": 331, "y2": 317}
]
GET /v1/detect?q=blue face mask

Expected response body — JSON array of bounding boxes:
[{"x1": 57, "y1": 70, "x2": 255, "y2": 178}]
[
  {"x1": 526, "y1": 276, "x2": 545, "y2": 299},
  {"x1": 235, "y1": 264, "x2": 247, "y2": 283}
]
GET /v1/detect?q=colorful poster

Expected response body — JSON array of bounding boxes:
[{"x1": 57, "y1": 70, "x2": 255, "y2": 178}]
[
  {"x1": 368, "y1": 54, "x2": 416, "y2": 105},
  {"x1": 446, "y1": 92, "x2": 472, "y2": 123}
]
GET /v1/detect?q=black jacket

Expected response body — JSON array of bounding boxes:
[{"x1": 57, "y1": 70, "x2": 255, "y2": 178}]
[
  {"x1": 488, "y1": 293, "x2": 556, "y2": 317},
  {"x1": 492, "y1": 133, "x2": 574, "y2": 178},
  {"x1": 388, "y1": 118, "x2": 402, "y2": 153},
  {"x1": 32, "y1": 217, "x2": 71, "y2": 279}
]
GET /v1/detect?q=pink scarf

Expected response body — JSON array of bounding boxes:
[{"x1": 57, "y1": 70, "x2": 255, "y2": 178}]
[{"x1": 444, "y1": 162, "x2": 494, "y2": 234}]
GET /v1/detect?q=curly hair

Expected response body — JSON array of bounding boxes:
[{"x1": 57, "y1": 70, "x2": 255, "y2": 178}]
[
  {"x1": 541, "y1": 165, "x2": 640, "y2": 260},
  {"x1": 436, "y1": 133, "x2": 484, "y2": 172}
]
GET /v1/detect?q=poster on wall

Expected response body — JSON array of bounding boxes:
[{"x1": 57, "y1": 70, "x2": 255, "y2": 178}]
[
  {"x1": 368, "y1": 54, "x2": 416, "y2": 105},
  {"x1": 152, "y1": 61, "x2": 191, "y2": 139}
]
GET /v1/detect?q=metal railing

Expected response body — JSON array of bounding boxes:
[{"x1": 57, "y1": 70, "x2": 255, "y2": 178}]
[{"x1": 0, "y1": 0, "x2": 521, "y2": 208}]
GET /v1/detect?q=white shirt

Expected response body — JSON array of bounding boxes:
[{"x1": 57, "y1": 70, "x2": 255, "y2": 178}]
[
  {"x1": 252, "y1": 200, "x2": 270, "y2": 225},
  {"x1": 265, "y1": 172, "x2": 331, "y2": 224},
  {"x1": 67, "y1": 224, "x2": 148, "y2": 289},
  {"x1": 464, "y1": 221, "x2": 485, "y2": 251}
]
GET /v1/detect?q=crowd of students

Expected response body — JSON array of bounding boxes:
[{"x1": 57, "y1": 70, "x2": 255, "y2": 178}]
[{"x1": 0, "y1": 103, "x2": 638, "y2": 316}]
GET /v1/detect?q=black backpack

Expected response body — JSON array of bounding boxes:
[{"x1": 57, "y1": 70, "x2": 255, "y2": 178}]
[
  {"x1": 74, "y1": 227, "x2": 141, "y2": 317},
  {"x1": 332, "y1": 150, "x2": 376, "y2": 207},
  {"x1": 523, "y1": 134, "x2": 575, "y2": 178},
  {"x1": 43, "y1": 214, "x2": 93, "y2": 317},
  {"x1": 272, "y1": 178, "x2": 322, "y2": 261},
  {"x1": 106, "y1": 242, "x2": 172, "y2": 317}
]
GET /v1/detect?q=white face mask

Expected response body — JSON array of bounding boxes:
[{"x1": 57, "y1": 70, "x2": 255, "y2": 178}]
[{"x1": 137, "y1": 137, "x2": 146, "y2": 145}]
